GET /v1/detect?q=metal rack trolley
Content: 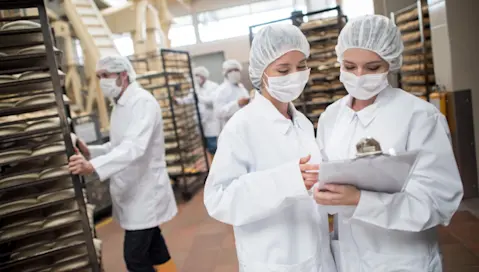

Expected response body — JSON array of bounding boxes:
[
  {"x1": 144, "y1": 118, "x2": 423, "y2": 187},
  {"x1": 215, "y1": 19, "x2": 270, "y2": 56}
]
[
  {"x1": 0, "y1": 0, "x2": 100, "y2": 271},
  {"x1": 391, "y1": 0, "x2": 435, "y2": 101},
  {"x1": 249, "y1": 6, "x2": 347, "y2": 128},
  {"x1": 131, "y1": 49, "x2": 210, "y2": 201}
]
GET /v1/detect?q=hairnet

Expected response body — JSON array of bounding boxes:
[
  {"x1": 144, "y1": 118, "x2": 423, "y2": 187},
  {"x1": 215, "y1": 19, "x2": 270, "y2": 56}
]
[
  {"x1": 249, "y1": 24, "x2": 310, "y2": 89},
  {"x1": 96, "y1": 55, "x2": 137, "y2": 82},
  {"x1": 336, "y1": 14, "x2": 404, "y2": 71},
  {"x1": 222, "y1": 59, "x2": 242, "y2": 75},
  {"x1": 193, "y1": 66, "x2": 210, "y2": 79}
]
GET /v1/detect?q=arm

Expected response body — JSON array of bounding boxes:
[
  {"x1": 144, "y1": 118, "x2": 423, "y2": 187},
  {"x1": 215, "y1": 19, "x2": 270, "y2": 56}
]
[
  {"x1": 175, "y1": 91, "x2": 194, "y2": 105},
  {"x1": 204, "y1": 127, "x2": 309, "y2": 227},
  {"x1": 90, "y1": 99, "x2": 159, "y2": 181},
  {"x1": 351, "y1": 112, "x2": 464, "y2": 231},
  {"x1": 88, "y1": 142, "x2": 112, "y2": 158},
  {"x1": 215, "y1": 99, "x2": 241, "y2": 120}
]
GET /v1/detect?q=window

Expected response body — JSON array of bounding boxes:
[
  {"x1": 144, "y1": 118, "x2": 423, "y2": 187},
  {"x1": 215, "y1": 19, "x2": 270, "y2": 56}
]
[
  {"x1": 197, "y1": 0, "x2": 307, "y2": 42},
  {"x1": 113, "y1": 33, "x2": 134, "y2": 56},
  {"x1": 169, "y1": 15, "x2": 196, "y2": 47},
  {"x1": 342, "y1": 0, "x2": 374, "y2": 19}
]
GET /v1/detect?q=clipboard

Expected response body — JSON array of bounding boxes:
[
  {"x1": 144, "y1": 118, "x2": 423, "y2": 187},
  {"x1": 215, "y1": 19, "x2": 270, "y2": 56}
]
[{"x1": 318, "y1": 150, "x2": 420, "y2": 193}]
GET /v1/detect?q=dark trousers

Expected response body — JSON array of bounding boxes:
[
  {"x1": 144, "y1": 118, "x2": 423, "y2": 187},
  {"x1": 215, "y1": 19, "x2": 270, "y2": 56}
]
[{"x1": 124, "y1": 227, "x2": 171, "y2": 272}]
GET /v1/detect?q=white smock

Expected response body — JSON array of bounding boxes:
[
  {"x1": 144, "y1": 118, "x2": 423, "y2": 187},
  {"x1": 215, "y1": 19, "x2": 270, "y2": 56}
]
[
  {"x1": 204, "y1": 93, "x2": 336, "y2": 272},
  {"x1": 176, "y1": 80, "x2": 221, "y2": 137},
  {"x1": 316, "y1": 86, "x2": 463, "y2": 272},
  {"x1": 89, "y1": 82, "x2": 178, "y2": 230},
  {"x1": 214, "y1": 80, "x2": 250, "y2": 130}
]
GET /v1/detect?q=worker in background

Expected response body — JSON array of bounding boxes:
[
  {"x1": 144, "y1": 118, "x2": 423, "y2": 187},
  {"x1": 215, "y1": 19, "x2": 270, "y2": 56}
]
[
  {"x1": 175, "y1": 66, "x2": 220, "y2": 164},
  {"x1": 314, "y1": 15, "x2": 463, "y2": 271},
  {"x1": 214, "y1": 59, "x2": 250, "y2": 130},
  {"x1": 68, "y1": 56, "x2": 178, "y2": 272},
  {"x1": 204, "y1": 24, "x2": 336, "y2": 272}
]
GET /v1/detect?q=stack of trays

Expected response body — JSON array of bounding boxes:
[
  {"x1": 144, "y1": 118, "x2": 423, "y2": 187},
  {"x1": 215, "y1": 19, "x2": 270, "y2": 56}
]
[
  {"x1": 394, "y1": 3, "x2": 435, "y2": 100},
  {"x1": 299, "y1": 16, "x2": 347, "y2": 127},
  {"x1": 135, "y1": 50, "x2": 207, "y2": 177},
  {"x1": 0, "y1": 17, "x2": 99, "y2": 272}
]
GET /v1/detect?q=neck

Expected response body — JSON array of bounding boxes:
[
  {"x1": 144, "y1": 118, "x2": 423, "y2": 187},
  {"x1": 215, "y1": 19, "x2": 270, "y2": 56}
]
[
  {"x1": 262, "y1": 89, "x2": 290, "y2": 119},
  {"x1": 351, "y1": 96, "x2": 377, "y2": 111}
]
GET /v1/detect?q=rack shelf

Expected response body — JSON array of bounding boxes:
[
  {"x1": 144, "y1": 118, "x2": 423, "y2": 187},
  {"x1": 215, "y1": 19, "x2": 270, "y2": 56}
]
[
  {"x1": 0, "y1": 1, "x2": 100, "y2": 271},
  {"x1": 130, "y1": 49, "x2": 210, "y2": 201},
  {"x1": 391, "y1": 0, "x2": 436, "y2": 101}
]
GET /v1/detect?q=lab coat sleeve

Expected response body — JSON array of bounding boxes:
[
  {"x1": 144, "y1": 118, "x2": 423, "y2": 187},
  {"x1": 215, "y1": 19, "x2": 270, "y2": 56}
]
[
  {"x1": 175, "y1": 91, "x2": 194, "y2": 105},
  {"x1": 215, "y1": 99, "x2": 241, "y2": 120},
  {"x1": 204, "y1": 127, "x2": 309, "y2": 227},
  {"x1": 89, "y1": 99, "x2": 159, "y2": 181},
  {"x1": 88, "y1": 142, "x2": 112, "y2": 158},
  {"x1": 351, "y1": 112, "x2": 464, "y2": 231}
]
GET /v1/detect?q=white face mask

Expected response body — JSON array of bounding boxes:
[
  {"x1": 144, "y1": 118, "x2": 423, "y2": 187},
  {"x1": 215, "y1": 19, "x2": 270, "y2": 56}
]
[
  {"x1": 100, "y1": 78, "x2": 122, "y2": 98},
  {"x1": 264, "y1": 69, "x2": 310, "y2": 103},
  {"x1": 340, "y1": 70, "x2": 389, "y2": 100},
  {"x1": 227, "y1": 71, "x2": 241, "y2": 84}
]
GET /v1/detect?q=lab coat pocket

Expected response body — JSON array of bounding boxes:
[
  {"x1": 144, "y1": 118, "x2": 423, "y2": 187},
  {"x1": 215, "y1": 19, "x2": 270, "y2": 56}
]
[
  {"x1": 361, "y1": 250, "x2": 429, "y2": 272},
  {"x1": 238, "y1": 248, "x2": 320, "y2": 272}
]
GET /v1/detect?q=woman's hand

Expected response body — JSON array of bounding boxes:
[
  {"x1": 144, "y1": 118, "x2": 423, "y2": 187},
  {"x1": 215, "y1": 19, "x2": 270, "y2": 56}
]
[
  {"x1": 314, "y1": 184, "x2": 361, "y2": 206},
  {"x1": 299, "y1": 154, "x2": 319, "y2": 190}
]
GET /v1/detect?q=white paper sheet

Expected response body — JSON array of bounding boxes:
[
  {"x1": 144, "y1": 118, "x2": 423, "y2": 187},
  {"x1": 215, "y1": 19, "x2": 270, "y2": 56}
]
[{"x1": 318, "y1": 150, "x2": 420, "y2": 194}]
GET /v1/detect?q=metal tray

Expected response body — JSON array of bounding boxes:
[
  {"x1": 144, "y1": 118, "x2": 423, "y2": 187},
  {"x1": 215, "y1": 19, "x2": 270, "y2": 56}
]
[
  {"x1": 0, "y1": 51, "x2": 63, "y2": 75},
  {"x1": 0, "y1": 74, "x2": 65, "y2": 95}
]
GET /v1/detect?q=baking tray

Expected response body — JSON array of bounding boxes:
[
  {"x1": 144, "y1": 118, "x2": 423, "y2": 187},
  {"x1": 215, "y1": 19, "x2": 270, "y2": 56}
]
[
  {"x1": 0, "y1": 101, "x2": 57, "y2": 118},
  {"x1": 0, "y1": 195, "x2": 75, "y2": 218},
  {"x1": 0, "y1": 126, "x2": 62, "y2": 143},
  {"x1": 0, "y1": 171, "x2": 71, "y2": 193},
  {"x1": 0, "y1": 51, "x2": 63, "y2": 75},
  {"x1": 0, "y1": 183, "x2": 74, "y2": 206},
  {"x1": 0, "y1": 210, "x2": 81, "y2": 245},
  {"x1": 0, "y1": 74, "x2": 65, "y2": 95},
  {"x1": 0, "y1": 27, "x2": 44, "y2": 49},
  {"x1": 0, "y1": 240, "x2": 86, "y2": 271},
  {"x1": 0, "y1": 149, "x2": 66, "y2": 168}
]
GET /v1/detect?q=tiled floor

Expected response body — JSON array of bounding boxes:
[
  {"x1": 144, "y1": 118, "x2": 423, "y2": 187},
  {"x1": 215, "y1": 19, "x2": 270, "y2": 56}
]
[{"x1": 97, "y1": 190, "x2": 479, "y2": 271}]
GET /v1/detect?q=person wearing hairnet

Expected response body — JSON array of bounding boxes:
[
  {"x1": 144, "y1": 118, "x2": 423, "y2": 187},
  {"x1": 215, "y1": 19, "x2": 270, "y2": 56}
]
[
  {"x1": 204, "y1": 24, "x2": 336, "y2": 272},
  {"x1": 313, "y1": 15, "x2": 463, "y2": 271},
  {"x1": 214, "y1": 59, "x2": 250, "y2": 129},
  {"x1": 68, "y1": 56, "x2": 178, "y2": 272},
  {"x1": 175, "y1": 66, "x2": 220, "y2": 163}
]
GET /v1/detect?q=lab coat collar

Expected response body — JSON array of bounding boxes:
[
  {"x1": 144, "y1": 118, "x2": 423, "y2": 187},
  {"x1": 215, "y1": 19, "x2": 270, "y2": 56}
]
[
  {"x1": 341, "y1": 86, "x2": 393, "y2": 127},
  {"x1": 252, "y1": 91, "x2": 302, "y2": 135},
  {"x1": 116, "y1": 81, "x2": 140, "y2": 106}
]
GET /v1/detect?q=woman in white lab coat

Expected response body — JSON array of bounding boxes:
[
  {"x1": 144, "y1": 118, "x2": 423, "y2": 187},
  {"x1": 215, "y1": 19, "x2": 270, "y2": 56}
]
[
  {"x1": 204, "y1": 24, "x2": 336, "y2": 272},
  {"x1": 313, "y1": 15, "x2": 464, "y2": 272}
]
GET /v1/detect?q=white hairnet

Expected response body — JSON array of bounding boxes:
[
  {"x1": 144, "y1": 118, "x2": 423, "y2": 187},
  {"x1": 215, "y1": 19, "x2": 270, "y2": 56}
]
[
  {"x1": 336, "y1": 15, "x2": 404, "y2": 71},
  {"x1": 249, "y1": 24, "x2": 310, "y2": 89},
  {"x1": 96, "y1": 55, "x2": 137, "y2": 82},
  {"x1": 222, "y1": 59, "x2": 242, "y2": 75},
  {"x1": 193, "y1": 66, "x2": 210, "y2": 79}
]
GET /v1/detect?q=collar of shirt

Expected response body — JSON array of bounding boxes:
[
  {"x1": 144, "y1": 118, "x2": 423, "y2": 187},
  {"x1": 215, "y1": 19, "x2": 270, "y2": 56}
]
[
  {"x1": 116, "y1": 81, "x2": 140, "y2": 106},
  {"x1": 341, "y1": 86, "x2": 393, "y2": 127},
  {"x1": 251, "y1": 91, "x2": 303, "y2": 135}
]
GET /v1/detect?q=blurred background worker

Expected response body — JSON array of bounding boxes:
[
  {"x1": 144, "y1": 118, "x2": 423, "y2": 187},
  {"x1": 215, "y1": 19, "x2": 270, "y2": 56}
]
[
  {"x1": 214, "y1": 59, "x2": 250, "y2": 130},
  {"x1": 175, "y1": 66, "x2": 220, "y2": 164},
  {"x1": 68, "y1": 56, "x2": 178, "y2": 272}
]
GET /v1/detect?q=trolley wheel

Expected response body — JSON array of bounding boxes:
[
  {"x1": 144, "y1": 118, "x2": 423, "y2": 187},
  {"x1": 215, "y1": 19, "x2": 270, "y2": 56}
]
[{"x1": 182, "y1": 191, "x2": 192, "y2": 201}]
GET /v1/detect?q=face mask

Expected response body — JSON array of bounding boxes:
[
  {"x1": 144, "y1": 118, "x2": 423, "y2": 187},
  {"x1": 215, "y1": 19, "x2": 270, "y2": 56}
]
[
  {"x1": 100, "y1": 78, "x2": 122, "y2": 99},
  {"x1": 227, "y1": 71, "x2": 241, "y2": 84},
  {"x1": 340, "y1": 70, "x2": 389, "y2": 100},
  {"x1": 264, "y1": 69, "x2": 310, "y2": 103}
]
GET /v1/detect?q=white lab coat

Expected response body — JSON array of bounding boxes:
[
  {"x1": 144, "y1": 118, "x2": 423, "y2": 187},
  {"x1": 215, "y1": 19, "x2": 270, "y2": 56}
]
[
  {"x1": 204, "y1": 93, "x2": 336, "y2": 272},
  {"x1": 176, "y1": 80, "x2": 221, "y2": 137},
  {"x1": 214, "y1": 80, "x2": 250, "y2": 130},
  {"x1": 89, "y1": 82, "x2": 177, "y2": 230},
  {"x1": 316, "y1": 86, "x2": 463, "y2": 272}
]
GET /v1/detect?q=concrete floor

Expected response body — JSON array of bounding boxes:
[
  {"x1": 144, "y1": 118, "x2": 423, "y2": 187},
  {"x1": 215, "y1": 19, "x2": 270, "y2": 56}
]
[{"x1": 96, "y1": 190, "x2": 479, "y2": 272}]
